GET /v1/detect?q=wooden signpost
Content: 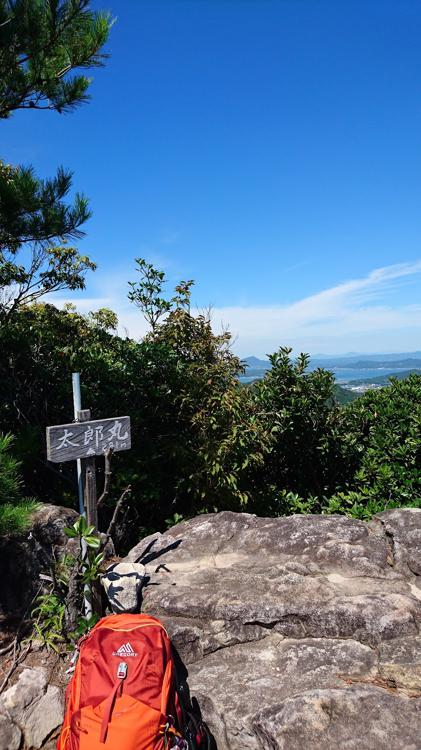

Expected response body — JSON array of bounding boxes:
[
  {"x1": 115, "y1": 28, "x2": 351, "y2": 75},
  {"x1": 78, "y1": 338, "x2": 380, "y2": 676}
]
[
  {"x1": 47, "y1": 411, "x2": 131, "y2": 531},
  {"x1": 47, "y1": 415, "x2": 131, "y2": 464},
  {"x1": 45, "y1": 377, "x2": 132, "y2": 618}
]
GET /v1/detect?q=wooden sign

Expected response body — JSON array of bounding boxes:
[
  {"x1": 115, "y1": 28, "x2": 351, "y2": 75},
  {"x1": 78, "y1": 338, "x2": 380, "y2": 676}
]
[{"x1": 46, "y1": 416, "x2": 131, "y2": 463}]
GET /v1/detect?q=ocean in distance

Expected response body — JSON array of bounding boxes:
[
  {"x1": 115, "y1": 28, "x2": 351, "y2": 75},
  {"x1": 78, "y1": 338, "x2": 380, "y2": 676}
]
[{"x1": 240, "y1": 366, "x2": 420, "y2": 385}]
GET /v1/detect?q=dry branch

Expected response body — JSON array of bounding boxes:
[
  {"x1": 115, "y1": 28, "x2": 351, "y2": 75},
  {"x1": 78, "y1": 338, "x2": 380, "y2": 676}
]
[
  {"x1": 97, "y1": 447, "x2": 114, "y2": 508},
  {"x1": 100, "y1": 485, "x2": 132, "y2": 550}
]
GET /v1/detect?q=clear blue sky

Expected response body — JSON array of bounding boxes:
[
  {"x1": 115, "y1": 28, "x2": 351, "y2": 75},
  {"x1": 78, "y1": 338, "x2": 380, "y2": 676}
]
[{"x1": 3, "y1": 0, "x2": 421, "y2": 355}]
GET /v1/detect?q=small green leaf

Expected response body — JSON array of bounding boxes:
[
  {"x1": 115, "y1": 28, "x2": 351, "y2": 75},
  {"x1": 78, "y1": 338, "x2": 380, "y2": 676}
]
[
  {"x1": 84, "y1": 535, "x2": 100, "y2": 549},
  {"x1": 64, "y1": 526, "x2": 78, "y2": 538}
]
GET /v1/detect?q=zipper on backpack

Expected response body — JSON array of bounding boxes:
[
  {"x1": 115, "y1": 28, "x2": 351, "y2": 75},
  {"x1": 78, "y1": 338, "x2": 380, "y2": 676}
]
[{"x1": 100, "y1": 622, "x2": 168, "y2": 635}]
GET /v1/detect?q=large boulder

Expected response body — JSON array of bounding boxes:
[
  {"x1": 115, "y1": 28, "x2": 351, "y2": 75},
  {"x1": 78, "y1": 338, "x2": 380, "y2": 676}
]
[
  {"x1": 126, "y1": 509, "x2": 421, "y2": 750},
  {"x1": 31, "y1": 504, "x2": 79, "y2": 549},
  {"x1": 0, "y1": 504, "x2": 116, "y2": 618},
  {"x1": 0, "y1": 667, "x2": 63, "y2": 749},
  {"x1": 0, "y1": 504, "x2": 78, "y2": 617}
]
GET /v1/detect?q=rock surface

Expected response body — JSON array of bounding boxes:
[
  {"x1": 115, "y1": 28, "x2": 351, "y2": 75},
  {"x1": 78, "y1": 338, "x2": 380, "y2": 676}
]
[
  {"x1": 0, "y1": 504, "x2": 115, "y2": 617},
  {"x1": 32, "y1": 504, "x2": 79, "y2": 549},
  {"x1": 126, "y1": 509, "x2": 421, "y2": 750},
  {"x1": 0, "y1": 667, "x2": 63, "y2": 749},
  {"x1": 102, "y1": 561, "x2": 146, "y2": 613},
  {"x1": 0, "y1": 504, "x2": 78, "y2": 616}
]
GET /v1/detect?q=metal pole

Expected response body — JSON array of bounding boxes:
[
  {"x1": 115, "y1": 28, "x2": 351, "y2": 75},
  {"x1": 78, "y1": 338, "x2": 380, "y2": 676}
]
[
  {"x1": 72, "y1": 373, "x2": 85, "y2": 516},
  {"x1": 71, "y1": 373, "x2": 92, "y2": 619}
]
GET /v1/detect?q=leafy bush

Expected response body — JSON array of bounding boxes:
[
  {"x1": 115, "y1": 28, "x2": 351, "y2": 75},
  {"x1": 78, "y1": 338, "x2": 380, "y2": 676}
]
[
  {"x1": 257, "y1": 373, "x2": 421, "y2": 520},
  {"x1": 337, "y1": 374, "x2": 421, "y2": 511},
  {"x1": 0, "y1": 432, "x2": 39, "y2": 534},
  {"x1": 31, "y1": 517, "x2": 104, "y2": 651},
  {"x1": 0, "y1": 267, "x2": 271, "y2": 534},
  {"x1": 0, "y1": 432, "x2": 22, "y2": 503},
  {"x1": 0, "y1": 498, "x2": 39, "y2": 535},
  {"x1": 0, "y1": 261, "x2": 420, "y2": 537},
  {"x1": 247, "y1": 348, "x2": 354, "y2": 514}
]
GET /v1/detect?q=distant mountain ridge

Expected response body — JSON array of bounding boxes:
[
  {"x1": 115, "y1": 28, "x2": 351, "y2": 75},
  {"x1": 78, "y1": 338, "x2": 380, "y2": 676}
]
[
  {"x1": 305, "y1": 351, "x2": 421, "y2": 362},
  {"x1": 241, "y1": 352, "x2": 421, "y2": 386},
  {"x1": 242, "y1": 353, "x2": 421, "y2": 371}
]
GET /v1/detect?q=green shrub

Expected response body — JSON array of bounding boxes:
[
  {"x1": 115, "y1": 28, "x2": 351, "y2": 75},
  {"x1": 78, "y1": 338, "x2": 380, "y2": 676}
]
[
  {"x1": 0, "y1": 499, "x2": 40, "y2": 535},
  {"x1": 248, "y1": 348, "x2": 353, "y2": 512},
  {"x1": 0, "y1": 433, "x2": 39, "y2": 534},
  {"x1": 1, "y1": 263, "x2": 420, "y2": 536},
  {"x1": 338, "y1": 374, "x2": 421, "y2": 511},
  {"x1": 0, "y1": 432, "x2": 22, "y2": 503}
]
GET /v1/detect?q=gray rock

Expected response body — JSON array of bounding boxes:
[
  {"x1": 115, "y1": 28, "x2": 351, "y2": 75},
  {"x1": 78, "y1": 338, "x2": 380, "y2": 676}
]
[
  {"x1": 372, "y1": 508, "x2": 421, "y2": 577},
  {"x1": 126, "y1": 509, "x2": 421, "y2": 750},
  {"x1": 0, "y1": 504, "x2": 78, "y2": 616},
  {"x1": 102, "y1": 561, "x2": 146, "y2": 613},
  {"x1": 32, "y1": 504, "x2": 79, "y2": 548},
  {"x1": 253, "y1": 686, "x2": 421, "y2": 750},
  {"x1": 0, "y1": 707, "x2": 21, "y2": 750},
  {"x1": 0, "y1": 504, "x2": 114, "y2": 616},
  {"x1": 0, "y1": 667, "x2": 63, "y2": 749},
  {"x1": 379, "y1": 634, "x2": 421, "y2": 691},
  {"x1": 0, "y1": 534, "x2": 44, "y2": 616}
]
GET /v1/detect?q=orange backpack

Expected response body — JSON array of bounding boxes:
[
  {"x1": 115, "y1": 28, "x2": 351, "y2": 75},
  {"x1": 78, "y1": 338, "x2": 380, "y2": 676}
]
[{"x1": 57, "y1": 613, "x2": 211, "y2": 750}]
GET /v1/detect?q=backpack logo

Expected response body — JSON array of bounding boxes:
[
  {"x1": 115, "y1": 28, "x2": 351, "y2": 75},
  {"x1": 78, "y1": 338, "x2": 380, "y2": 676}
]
[{"x1": 113, "y1": 642, "x2": 137, "y2": 657}]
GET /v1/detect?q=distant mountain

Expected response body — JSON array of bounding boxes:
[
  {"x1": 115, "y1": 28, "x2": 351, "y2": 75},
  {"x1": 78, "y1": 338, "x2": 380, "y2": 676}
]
[
  {"x1": 242, "y1": 356, "x2": 270, "y2": 369},
  {"x1": 310, "y1": 351, "x2": 421, "y2": 362},
  {"x1": 312, "y1": 356, "x2": 421, "y2": 369},
  {"x1": 241, "y1": 352, "x2": 421, "y2": 387}
]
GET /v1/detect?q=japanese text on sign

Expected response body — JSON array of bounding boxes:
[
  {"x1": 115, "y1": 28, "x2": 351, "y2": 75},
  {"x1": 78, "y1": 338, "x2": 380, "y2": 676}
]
[{"x1": 46, "y1": 416, "x2": 131, "y2": 463}]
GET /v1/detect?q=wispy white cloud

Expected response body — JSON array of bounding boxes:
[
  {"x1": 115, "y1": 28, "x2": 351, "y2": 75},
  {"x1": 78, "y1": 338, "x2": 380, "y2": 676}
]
[
  {"x1": 50, "y1": 261, "x2": 421, "y2": 356},
  {"x1": 211, "y1": 261, "x2": 421, "y2": 355}
]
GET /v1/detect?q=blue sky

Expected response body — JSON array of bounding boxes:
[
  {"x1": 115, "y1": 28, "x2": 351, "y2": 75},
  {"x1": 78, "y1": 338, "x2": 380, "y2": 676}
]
[{"x1": 3, "y1": 0, "x2": 421, "y2": 356}]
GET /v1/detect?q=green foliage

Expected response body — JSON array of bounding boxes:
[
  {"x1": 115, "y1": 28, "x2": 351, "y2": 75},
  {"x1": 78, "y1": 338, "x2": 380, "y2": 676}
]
[
  {"x1": 0, "y1": 275, "x2": 269, "y2": 531},
  {"x1": 128, "y1": 258, "x2": 194, "y2": 331},
  {"x1": 128, "y1": 258, "x2": 172, "y2": 330},
  {"x1": 1, "y1": 259, "x2": 420, "y2": 538},
  {"x1": 64, "y1": 516, "x2": 104, "y2": 585},
  {"x1": 31, "y1": 592, "x2": 66, "y2": 652},
  {"x1": 334, "y1": 384, "x2": 359, "y2": 405},
  {"x1": 63, "y1": 519, "x2": 103, "y2": 633},
  {"x1": 0, "y1": 432, "x2": 22, "y2": 503},
  {"x1": 337, "y1": 375, "x2": 421, "y2": 512},
  {"x1": 165, "y1": 512, "x2": 185, "y2": 529},
  {"x1": 71, "y1": 613, "x2": 100, "y2": 641},
  {"x1": 138, "y1": 266, "x2": 271, "y2": 517},
  {"x1": 248, "y1": 348, "x2": 352, "y2": 511},
  {"x1": 31, "y1": 516, "x2": 103, "y2": 651},
  {"x1": 0, "y1": 160, "x2": 95, "y2": 317},
  {"x1": 0, "y1": 432, "x2": 39, "y2": 534},
  {"x1": 0, "y1": 498, "x2": 40, "y2": 535},
  {"x1": 65, "y1": 515, "x2": 101, "y2": 549},
  {"x1": 0, "y1": 1, "x2": 112, "y2": 317},
  {"x1": 0, "y1": 302, "x2": 167, "y2": 509},
  {"x1": 0, "y1": 0, "x2": 113, "y2": 118}
]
